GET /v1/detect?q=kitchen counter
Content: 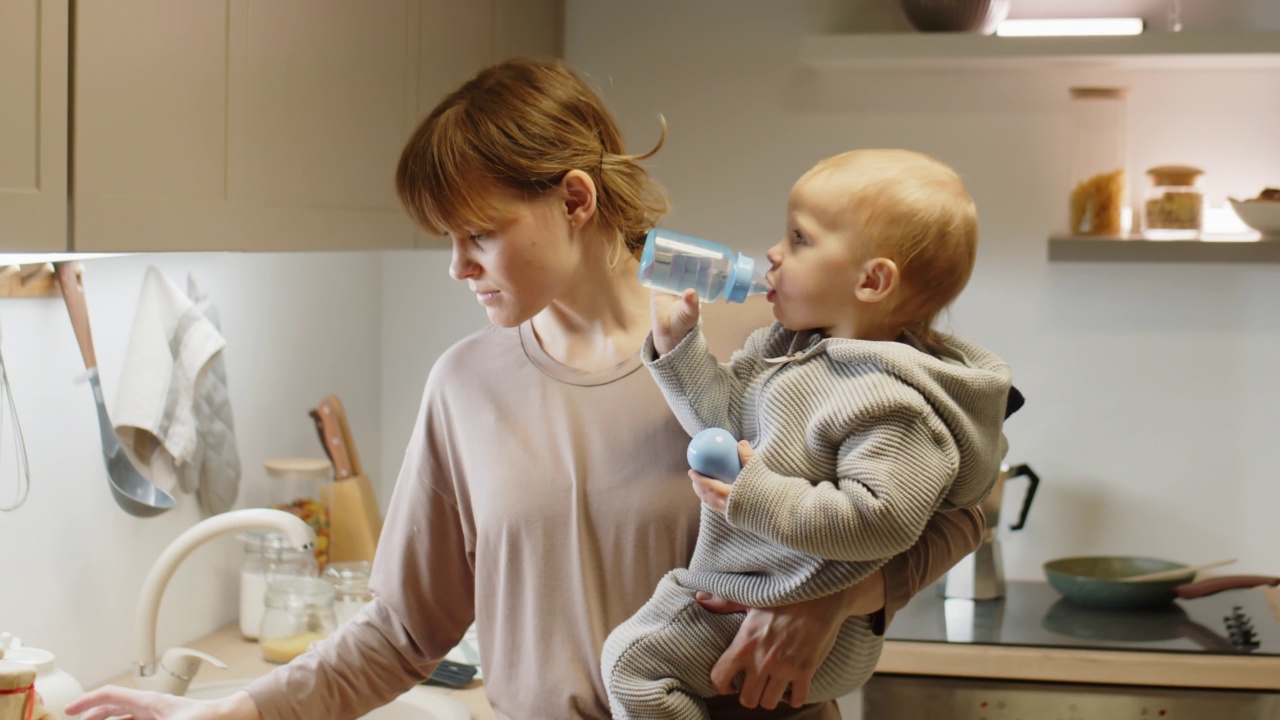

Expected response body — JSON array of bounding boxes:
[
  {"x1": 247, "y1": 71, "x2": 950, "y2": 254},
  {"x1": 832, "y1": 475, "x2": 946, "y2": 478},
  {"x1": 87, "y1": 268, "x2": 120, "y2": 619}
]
[
  {"x1": 103, "y1": 625, "x2": 495, "y2": 719},
  {"x1": 102, "y1": 586, "x2": 1279, "y2": 716}
]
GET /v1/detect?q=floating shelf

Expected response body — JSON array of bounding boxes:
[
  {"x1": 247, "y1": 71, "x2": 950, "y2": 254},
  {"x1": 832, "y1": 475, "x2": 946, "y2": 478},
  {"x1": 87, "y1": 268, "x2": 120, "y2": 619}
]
[
  {"x1": 799, "y1": 31, "x2": 1280, "y2": 71},
  {"x1": 1048, "y1": 234, "x2": 1280, "y2": 263}
]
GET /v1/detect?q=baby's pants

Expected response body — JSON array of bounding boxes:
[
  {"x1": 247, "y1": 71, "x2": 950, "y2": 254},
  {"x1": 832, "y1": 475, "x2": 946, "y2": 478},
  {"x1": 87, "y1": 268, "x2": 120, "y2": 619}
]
[{"x1": 601, "y1": 570, "x2": 884, "y2": 720}]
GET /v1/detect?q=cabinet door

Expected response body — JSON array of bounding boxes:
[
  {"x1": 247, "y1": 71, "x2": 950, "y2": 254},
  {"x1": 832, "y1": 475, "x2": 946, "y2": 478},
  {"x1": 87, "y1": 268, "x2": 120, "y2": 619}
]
[
  {"x1": 75, "y1": 0, "x2": 418, "y2": 252},
  {"x1": 412, "y1": 0, "x2": 561, "y2": 247},
  {"x1": 0, "y1": 0, "x2": 68, "y2": 252}
]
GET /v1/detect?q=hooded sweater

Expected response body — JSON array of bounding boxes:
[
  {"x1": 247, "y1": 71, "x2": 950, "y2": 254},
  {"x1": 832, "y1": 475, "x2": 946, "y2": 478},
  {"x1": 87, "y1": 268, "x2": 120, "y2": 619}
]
[{"x1": 644, "y1": 322, "x2": 1011, "y2": 607}]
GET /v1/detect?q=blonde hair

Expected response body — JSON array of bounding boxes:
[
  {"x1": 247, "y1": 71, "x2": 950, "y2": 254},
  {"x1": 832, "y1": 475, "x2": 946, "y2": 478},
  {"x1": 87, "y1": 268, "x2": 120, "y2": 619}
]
[
  {"x1": 396, "y1": 58, "x2": 669, "y2": 256},
  {"x1": 806, "y1": 148, "x2": 977, "y2": 352}
]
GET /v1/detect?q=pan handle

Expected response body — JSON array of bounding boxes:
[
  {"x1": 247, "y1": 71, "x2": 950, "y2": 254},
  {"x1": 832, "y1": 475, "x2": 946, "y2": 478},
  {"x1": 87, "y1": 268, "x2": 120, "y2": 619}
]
[{"x1": 1174, "y1": 575, "x2": 1280, "y2": 599}]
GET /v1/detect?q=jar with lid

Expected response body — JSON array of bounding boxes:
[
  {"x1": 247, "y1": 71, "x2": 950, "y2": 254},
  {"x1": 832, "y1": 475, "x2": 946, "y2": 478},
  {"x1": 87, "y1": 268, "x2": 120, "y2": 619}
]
[
  {"x1": 0, "y1": 637, "x2": 84, "y2": 720},
  {"x1": 259, "y1": 577, "x2": 338, "y2": 664},
  {"x1": 1142, "y1": 165, "x2": 1204, "y2": 239},
  {"x1": 323, "y1": 560, "x2": 373, "y2": 625},
  {"x1": 1068, "y1": 87, "x2": 1130, "y2": 236},
  {"x1": 239, "y1": 530, "x2": 318, "y2": 640},
  {"x1": 264, "y1": 457, "x2": 332, "y2": 568}
]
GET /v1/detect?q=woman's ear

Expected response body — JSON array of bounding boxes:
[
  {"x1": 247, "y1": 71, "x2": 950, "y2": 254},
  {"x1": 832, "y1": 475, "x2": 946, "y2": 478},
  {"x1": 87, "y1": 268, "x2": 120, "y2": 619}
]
[
  {"x1": 855, "y1": 258, "x2": 898, "y2": 303},
  {"x1": 560, "y1": 170, "x2": 598, "y2": 227}
]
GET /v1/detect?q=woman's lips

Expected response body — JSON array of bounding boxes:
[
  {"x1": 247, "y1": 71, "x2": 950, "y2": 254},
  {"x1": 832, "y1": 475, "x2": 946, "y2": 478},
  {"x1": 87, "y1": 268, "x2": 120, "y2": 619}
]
[{"x1": 475, "y1": 290, "x2": 500, "y2": 305}]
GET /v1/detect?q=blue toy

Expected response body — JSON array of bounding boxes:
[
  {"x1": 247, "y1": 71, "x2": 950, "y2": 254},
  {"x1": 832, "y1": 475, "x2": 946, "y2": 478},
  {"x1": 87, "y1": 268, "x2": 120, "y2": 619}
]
[{"x1": 686, "y1": 427, "x2": 742, "y2": 483}]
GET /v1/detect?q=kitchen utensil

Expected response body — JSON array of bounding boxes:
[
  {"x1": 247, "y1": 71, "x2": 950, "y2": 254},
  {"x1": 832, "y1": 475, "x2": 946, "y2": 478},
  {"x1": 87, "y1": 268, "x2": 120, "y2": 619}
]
[
  {"x1": 943, "y1": 463, "x2": 1039, "y2": 600},
  {"x1": 1043, "y1": 555, "x2": 1280, "y2": 610},
  {"x1": 0, "y1": 322, "x2": 31, "y2": 512},
  {"x1": 312, "y1": 395, "x2": 381, "y2": 563},
  {"x1": 55, "y1": 262, "x2": 175, "y2": 517},
  {"x1": 1119, "y1": 558, "x2": 1237, "y2": 583}
]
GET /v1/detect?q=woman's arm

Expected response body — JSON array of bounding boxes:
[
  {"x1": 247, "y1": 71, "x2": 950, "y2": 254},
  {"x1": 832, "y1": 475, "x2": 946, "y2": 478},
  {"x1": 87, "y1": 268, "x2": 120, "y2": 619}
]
[{"x1": 698, "y1": 505, "x2": 984, "y2": 712}]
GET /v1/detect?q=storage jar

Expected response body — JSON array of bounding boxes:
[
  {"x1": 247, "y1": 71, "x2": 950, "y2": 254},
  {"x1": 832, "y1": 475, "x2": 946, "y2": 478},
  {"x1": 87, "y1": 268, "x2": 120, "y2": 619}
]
[
  {"x1": 1142, "y1": 165, "x2": 1204, "y2": 239},
  {"x1": 259, "y1": 577, "x2": 338, "y2": 664},
  {"x1": 1068, "y1": 87, "x2": 1130, "y2": 236},
  {"x1": 239, "y1": 530, "x2": 318, "y2": 640}
]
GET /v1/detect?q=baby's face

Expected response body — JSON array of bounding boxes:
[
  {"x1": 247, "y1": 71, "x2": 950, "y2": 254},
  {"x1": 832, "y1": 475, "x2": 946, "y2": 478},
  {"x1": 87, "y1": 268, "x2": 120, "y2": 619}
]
[{"x1": 764, "y1": 172, "x2": 870, "y2": 338}]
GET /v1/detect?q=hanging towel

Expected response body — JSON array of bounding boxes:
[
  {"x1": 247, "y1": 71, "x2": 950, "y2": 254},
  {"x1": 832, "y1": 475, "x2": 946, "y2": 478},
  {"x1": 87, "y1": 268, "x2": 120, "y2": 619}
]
[{"x1": 113, "y1": 266, "x2": 241, "y2": 514}]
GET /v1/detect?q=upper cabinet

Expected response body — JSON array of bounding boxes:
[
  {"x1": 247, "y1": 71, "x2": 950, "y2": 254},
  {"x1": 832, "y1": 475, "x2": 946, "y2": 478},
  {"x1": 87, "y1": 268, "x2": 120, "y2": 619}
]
[
  {"x1": 0, "y1": 0, "x2": 68, "y2": 252},
  {"x1": 73, "y1": 0, "x2": 560, "y2": 253}
]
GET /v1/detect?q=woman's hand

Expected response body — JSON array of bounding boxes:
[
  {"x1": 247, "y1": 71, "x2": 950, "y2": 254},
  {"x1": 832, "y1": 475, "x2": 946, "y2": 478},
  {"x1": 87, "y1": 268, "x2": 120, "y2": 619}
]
[
  {"x1": 65, "y1": 686, "x2": 262, "y2": 720},
  {"x1": 689, "y1": 440, "x2": 754, "y2": 515},
  {"x1": 651, "y1": 288, "x2": 700, "y2": 356},
  {"x1": 697, "y1": 568, "x2": 887, "y2": 711}
]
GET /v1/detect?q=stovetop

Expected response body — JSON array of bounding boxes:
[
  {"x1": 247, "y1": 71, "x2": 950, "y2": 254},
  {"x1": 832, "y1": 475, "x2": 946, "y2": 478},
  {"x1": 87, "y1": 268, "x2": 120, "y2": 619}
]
[{"x1": 887, "y1": 581, "x2": 1280, "y2": 656}]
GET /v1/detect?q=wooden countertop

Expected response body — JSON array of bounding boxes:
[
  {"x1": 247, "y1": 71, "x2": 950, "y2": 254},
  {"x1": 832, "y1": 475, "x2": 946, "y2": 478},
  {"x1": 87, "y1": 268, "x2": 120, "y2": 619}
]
[{"x1": 104, "y1": 587, "x2": 1279, "y2": 716}]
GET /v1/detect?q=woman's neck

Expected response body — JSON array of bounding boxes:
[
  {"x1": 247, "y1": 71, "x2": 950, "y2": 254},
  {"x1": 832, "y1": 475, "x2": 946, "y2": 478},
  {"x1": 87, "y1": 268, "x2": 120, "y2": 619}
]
[{"x1": 531, "y1": 246, "x2": 652, "y2": 373}]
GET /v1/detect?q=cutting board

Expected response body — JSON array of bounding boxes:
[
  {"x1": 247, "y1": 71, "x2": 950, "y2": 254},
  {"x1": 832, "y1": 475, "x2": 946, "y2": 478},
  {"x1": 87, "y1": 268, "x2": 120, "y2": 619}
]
[{"x1": 311, "y1": 395, "x2": 382, "y2": 564}]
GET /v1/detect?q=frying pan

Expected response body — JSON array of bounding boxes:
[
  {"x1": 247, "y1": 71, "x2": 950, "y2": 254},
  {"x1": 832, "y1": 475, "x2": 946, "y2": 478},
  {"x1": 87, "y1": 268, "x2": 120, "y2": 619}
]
[{"x1": 1043, "y1": 555, "x2": 1280, "y2": 610}]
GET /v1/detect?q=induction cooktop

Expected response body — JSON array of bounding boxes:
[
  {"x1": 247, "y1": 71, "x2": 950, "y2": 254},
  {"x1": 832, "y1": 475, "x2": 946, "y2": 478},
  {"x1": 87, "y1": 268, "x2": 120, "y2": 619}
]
[{"x1": 887, "y1": 581, "x2": 1280, "y2": 655}]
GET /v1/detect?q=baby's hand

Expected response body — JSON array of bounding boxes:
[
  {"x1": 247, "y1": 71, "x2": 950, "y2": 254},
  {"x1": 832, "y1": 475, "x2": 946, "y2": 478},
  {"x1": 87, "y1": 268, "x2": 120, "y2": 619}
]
[
  {"x1": 651, "y1": 288, "x2": 700, "y2": 356},
  {"x1": 689, "y1": 440, "x2": 754, "y2": 515}
]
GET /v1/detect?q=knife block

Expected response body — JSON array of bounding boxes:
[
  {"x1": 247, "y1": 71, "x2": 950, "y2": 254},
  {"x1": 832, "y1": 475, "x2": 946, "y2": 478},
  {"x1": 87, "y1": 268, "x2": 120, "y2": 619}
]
[{"x1": 320, "y1": 473, "x2": 383, "y2": 564}]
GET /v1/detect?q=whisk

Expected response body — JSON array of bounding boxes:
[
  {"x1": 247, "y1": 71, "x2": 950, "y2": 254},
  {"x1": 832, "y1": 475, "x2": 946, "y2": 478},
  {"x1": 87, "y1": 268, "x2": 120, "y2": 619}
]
[{"x1": 0, "y1": 321, "x2": 30, "y2": 512}]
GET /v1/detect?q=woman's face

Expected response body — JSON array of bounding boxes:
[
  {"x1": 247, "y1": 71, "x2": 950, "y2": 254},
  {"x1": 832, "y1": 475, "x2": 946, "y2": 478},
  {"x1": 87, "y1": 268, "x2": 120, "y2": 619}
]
[{"x1": 447, "y1": 184, "x2": 577, "y2": 328}]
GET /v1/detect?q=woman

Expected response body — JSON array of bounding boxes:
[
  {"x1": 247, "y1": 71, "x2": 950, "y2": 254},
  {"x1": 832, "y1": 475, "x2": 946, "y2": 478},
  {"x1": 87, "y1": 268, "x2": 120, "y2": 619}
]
[{"x1": 68, "y1": 58, "x2": 981, "y2": 720}]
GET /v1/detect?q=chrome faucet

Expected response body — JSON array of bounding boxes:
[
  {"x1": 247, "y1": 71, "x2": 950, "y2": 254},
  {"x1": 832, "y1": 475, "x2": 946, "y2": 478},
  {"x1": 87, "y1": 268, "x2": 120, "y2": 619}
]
[{"x1": 133, "y1": 508, "x2": 316, "y2": 695}]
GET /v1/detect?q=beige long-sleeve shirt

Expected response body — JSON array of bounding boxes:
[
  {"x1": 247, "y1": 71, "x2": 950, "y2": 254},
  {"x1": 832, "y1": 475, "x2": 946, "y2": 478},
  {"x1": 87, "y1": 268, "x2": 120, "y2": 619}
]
[{"x1": 246, "y1": 321, "x2": 982, "y2": 720}]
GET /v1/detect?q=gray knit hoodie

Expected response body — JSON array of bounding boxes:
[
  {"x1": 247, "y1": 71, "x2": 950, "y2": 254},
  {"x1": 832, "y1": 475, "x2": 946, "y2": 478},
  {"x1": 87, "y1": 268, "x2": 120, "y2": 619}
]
[{"x1": 643, "y1": 321, "x2": 1012, "y2": 608}]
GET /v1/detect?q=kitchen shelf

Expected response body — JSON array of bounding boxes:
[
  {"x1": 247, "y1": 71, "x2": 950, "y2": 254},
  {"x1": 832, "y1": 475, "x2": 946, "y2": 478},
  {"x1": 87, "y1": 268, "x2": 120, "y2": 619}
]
[
  {"x1": 799, "y1": 31, "x2": 1280, "y2": 71},
  {"x1": 1048, "y1": 234, "x2": 1280, "y2": 263}
]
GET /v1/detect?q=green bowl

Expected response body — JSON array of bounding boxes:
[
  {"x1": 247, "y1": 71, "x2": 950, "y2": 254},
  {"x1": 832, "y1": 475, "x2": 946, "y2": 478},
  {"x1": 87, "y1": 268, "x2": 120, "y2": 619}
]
[{"x1": 1043, "y1": 556, "x2": 1195, "y2": 610}]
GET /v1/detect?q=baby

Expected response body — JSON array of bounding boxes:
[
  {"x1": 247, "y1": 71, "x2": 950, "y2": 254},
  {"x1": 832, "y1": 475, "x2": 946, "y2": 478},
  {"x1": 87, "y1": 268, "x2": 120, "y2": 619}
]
[{"x1": 602, "y1": 148, "x2": 1016, "y2": 718}]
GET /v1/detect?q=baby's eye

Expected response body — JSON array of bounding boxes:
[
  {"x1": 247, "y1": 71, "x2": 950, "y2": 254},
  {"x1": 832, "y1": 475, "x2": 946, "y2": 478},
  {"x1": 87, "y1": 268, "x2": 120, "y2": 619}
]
[{"x1": 791, "y1": 230, "x2": 808, "y2": 246}]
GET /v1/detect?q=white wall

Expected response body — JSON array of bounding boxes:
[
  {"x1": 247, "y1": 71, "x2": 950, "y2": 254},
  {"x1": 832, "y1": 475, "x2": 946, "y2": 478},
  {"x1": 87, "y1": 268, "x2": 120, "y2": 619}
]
[
  {"x1": 557, "y1": 0, "x2": 1280, "y2": 583},
  {"x1": 0, "y1": 253, "x2": 383, "y2": 686}
]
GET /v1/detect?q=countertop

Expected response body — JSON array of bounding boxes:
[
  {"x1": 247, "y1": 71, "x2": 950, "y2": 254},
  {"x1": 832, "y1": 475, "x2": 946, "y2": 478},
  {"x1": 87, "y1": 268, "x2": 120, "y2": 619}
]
[{"x1": 104, "y1": 586, "x2": 1280, "y2": 716}]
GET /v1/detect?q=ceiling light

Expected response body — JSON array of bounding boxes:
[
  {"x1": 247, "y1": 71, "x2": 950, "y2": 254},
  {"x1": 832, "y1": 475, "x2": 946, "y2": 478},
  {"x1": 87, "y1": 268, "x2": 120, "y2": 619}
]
[{"x1": 996, "y1": 18, "x2": 1145, "y2": 37}]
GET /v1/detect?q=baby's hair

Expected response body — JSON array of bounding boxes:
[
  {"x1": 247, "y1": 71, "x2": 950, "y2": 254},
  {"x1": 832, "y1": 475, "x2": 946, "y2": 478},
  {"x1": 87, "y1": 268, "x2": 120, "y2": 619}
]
[
  {"x1": 807, "y1": 149, "x2": 977, "y2": 352},
  {"x1": 396, "y1": 57, "x2": 669, "y2": 257}
]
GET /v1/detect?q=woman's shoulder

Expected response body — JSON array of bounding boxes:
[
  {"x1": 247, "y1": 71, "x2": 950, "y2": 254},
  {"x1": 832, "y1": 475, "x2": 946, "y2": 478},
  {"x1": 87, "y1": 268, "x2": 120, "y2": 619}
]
[{"x1": 427, "y1": 324, "x2": 520, "y2": 383}]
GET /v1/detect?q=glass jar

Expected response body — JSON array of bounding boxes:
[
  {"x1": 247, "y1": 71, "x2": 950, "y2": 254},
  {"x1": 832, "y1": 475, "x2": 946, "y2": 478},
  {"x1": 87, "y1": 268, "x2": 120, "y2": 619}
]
[
  {"x1": 259, "y1": 576, "x2": 338, "y2": 664},
  {"x1": 239, "y1": 530, "x2": 318, "y2": 640},
  {"x1": 264, "y1": 457, "x2": 332, "y2": 568},
  {"x1": 1142, "y1": 165, "x2": 1204, "y2": 239},
  {"x1": 323, "y1": 560, "x2": 373, "y2": 625},
  {"x1": 1068, "y1": 87, "x2": 1129, "y2": 236}
]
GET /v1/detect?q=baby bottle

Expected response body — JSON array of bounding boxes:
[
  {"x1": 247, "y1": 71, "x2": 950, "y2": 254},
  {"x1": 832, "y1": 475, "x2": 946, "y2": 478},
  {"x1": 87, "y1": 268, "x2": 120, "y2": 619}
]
[{"x1": 638, "y1": 228, "x2": 769, "y2": 304}]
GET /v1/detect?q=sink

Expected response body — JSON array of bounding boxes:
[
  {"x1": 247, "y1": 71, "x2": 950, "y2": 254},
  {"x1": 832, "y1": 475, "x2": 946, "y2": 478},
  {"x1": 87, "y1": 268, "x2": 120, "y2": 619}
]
[{"x1": 185, "y1": 679, "x2": 470, "y2": 719}]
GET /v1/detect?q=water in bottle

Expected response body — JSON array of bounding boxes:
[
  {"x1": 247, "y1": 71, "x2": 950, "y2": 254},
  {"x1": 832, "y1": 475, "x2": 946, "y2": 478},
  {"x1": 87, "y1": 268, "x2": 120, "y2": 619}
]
[{"x1": 638, "y1": 228, "x2": 769, "y2": 304}]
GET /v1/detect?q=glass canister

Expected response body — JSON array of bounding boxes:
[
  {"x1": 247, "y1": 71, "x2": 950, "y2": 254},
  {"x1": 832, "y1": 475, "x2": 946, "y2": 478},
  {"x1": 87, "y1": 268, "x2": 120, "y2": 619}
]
[
  {"x1": 323, "y1": 560, "x2": 373, "y2": 625},
  {"x1": 1068, "y1": 87, "x2": 1130, "y2": 236},
  {"x1": 239, "y1": 530, "x2": 318, "y2": 640},
  {"x1": 264, "y1": 458, "x2": 332, "y2": 569},
  {"x1": 259, "y1": 576, "x2": 338, "y2": 664},
  {"x1": 1142, "y1": 165, "x2": 1204, "y2": 239}
]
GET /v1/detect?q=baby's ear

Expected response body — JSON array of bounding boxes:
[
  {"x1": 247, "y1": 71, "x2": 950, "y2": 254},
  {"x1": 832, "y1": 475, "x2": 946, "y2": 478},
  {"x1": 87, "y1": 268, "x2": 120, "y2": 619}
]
[{"x1": 855, "y1": 257, "x2": 899, "y2": 303}]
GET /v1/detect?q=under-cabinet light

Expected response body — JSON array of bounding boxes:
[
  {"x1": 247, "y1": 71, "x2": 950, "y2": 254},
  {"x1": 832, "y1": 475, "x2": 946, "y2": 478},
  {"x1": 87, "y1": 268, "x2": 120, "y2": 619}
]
[{"x1": 996, "y1": 18, "x2": 1145, "y2": 37}]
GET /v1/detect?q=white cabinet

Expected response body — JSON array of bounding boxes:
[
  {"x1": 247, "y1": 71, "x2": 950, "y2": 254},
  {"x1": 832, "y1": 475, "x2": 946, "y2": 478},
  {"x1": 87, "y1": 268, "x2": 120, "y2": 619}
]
[
  {"x1": 73, "y1": 0, "x2": 560, "y2": 252},
  {"x1": 0, "y1": 0, "x2": 68, "y2": 252}
]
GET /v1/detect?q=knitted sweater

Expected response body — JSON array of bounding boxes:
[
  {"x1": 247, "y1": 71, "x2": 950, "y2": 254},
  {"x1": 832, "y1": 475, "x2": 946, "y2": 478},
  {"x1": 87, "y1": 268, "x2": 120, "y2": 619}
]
[{"x1": 644, "y1": 322, "x2": 1011, "y2": 608}]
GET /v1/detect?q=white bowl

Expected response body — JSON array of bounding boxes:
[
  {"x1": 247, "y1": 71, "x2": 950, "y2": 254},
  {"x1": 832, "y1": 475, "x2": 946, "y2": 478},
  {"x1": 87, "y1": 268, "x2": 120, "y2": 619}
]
[{"x1": 1228, "y1": 198, "x2": 1280, "y2": 239}]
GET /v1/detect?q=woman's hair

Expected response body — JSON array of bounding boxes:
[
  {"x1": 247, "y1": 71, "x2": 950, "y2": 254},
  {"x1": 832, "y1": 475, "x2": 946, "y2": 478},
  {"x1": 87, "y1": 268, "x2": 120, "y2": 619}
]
[
  {"x1": 396, "y1": 57, "x2": 669, "y2": 256},
  {"x1": 808, "y1": 148, "x2": 978, "y2": 352}
]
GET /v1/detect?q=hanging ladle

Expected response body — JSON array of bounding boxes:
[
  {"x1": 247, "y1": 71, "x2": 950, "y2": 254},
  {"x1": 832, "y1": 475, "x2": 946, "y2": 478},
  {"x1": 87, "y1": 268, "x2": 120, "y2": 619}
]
[{"x1": 55, "y1": 262, "x2": 175, "y2": 517}]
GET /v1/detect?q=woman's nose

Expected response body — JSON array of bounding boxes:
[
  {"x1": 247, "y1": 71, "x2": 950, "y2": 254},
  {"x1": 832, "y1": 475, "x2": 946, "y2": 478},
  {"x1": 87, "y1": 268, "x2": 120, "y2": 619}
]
[{"x1": 449, "y1": 241, "x2": 478, "y2": 280}]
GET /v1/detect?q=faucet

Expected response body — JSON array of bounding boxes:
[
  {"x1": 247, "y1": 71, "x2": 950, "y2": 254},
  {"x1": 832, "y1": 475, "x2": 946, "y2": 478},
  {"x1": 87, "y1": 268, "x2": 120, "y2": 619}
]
[{"x1": 133, "y1": 508, "x2": 316, "y2": 696}]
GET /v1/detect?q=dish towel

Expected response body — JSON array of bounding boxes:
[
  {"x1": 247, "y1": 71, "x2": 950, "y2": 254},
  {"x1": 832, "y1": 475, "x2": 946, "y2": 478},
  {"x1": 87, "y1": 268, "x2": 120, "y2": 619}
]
[{"x1": 113, "y1": 266, "x2": 242, "y2": 514}]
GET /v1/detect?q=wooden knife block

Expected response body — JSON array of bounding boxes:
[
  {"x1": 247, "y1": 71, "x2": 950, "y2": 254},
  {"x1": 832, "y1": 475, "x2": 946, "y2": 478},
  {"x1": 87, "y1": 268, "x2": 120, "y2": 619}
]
[{"x1": 320, "y1": 473, "x2": 383, "y2": 564}]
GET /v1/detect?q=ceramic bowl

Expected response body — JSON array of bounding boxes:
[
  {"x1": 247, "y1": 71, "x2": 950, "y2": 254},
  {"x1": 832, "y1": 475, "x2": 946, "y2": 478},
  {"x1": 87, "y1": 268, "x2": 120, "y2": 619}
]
[
  {"x1": 899, "y1": 0, "x2": 1011, "y2": 35},
  {"x1": 1229, "y1": 198, "x2": 1280, "y2": 239}
]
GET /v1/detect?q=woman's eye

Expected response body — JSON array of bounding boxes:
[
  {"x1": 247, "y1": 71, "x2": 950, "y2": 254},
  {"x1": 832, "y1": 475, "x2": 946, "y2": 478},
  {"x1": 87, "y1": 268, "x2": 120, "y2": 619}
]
[{"x1": 469, "y1": 232, "x2": 489, "y2": 243}]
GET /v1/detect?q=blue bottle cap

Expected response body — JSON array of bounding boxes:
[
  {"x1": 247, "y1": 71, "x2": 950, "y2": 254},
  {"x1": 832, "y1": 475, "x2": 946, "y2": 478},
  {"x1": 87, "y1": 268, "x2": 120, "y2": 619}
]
[{"x1": 727, "y1": 253, "x2": 756, "y2": 303}]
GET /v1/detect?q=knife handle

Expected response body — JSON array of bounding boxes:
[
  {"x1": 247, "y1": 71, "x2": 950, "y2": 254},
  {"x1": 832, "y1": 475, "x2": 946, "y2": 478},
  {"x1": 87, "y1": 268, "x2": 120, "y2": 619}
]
[{"x1": 315, "y1": 400, "x2": 355, "y2": 479}]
